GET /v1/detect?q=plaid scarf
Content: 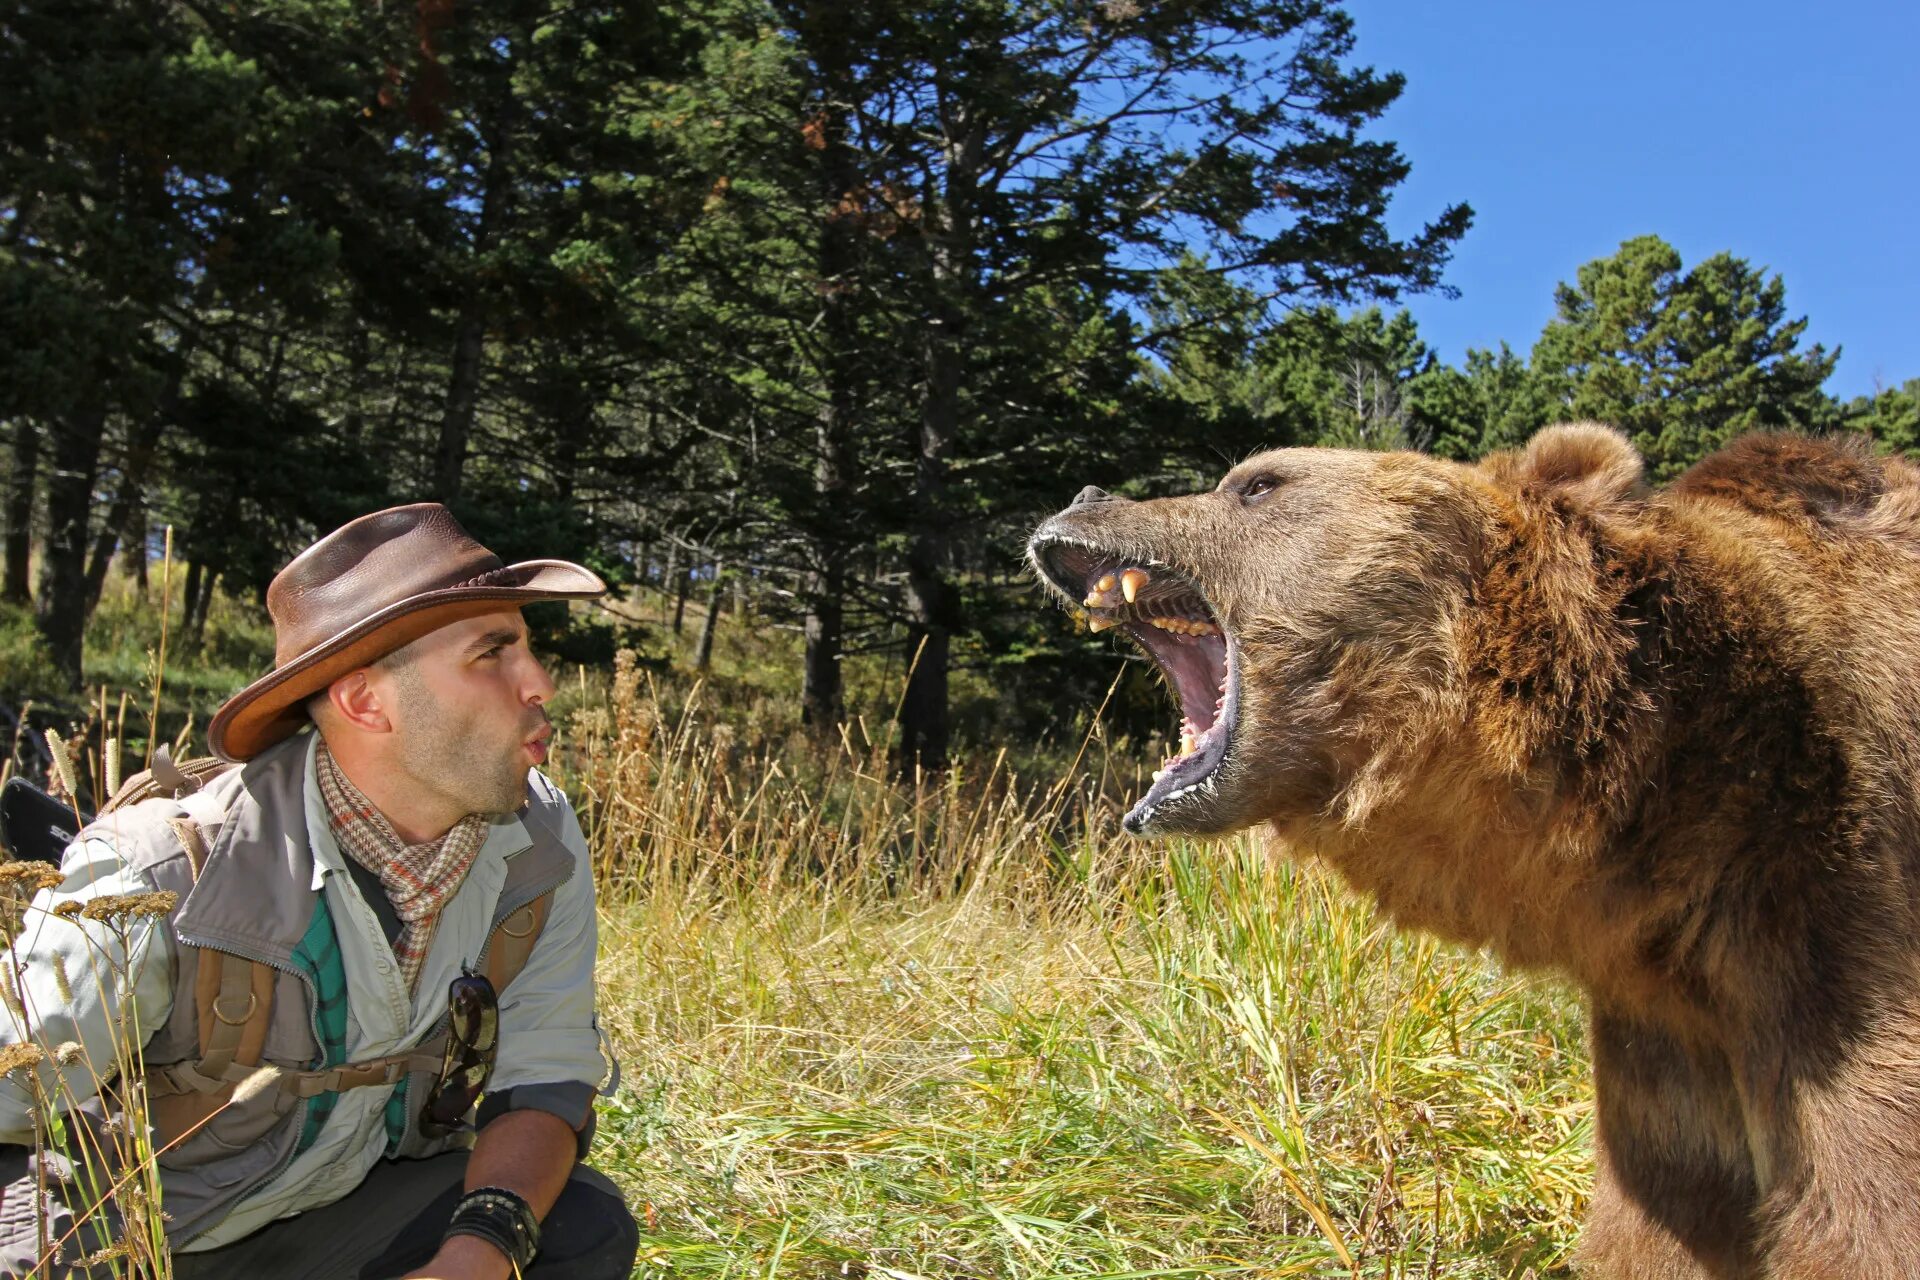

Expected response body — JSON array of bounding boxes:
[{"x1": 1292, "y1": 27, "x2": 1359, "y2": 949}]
[{"x1": 314, "y1": 740, "x2": 490, "y2": 992}]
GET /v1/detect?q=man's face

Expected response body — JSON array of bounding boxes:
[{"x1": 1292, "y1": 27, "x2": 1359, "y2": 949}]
[{"x1": 370, "y1": 609, "x2": 558, "y2": 818}]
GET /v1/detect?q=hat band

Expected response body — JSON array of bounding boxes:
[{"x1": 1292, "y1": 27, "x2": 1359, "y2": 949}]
[{"x1": 459, "y1": 565, "x2": 522, "y2": 589}]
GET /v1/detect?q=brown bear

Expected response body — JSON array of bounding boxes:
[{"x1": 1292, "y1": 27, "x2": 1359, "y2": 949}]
[{"x1": 1027, "y1": 424, "x2": 1920, "y2": 1278}]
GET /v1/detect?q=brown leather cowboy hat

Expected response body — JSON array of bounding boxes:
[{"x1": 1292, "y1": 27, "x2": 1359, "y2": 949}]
[{"x1": 208, "y1": 504, "x2": 606, "y2": 762}]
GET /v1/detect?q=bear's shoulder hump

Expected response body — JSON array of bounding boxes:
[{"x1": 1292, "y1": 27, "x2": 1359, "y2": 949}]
[{"x1": 1667, "y1": 432, "x2": 1893, "y2": 523}]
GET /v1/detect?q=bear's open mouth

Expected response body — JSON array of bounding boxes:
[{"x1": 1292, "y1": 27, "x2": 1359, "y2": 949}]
[{"x1": 1030, "y1": 538, "x2": 1238, "y2": 832}]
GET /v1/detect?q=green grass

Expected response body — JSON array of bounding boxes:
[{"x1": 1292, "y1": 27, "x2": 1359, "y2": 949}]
[{"x1": 589, "y1": 845, "x2": 1589, "y2": 1278}]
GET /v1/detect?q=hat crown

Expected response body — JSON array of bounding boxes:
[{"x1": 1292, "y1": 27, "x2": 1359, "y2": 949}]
[{"x1": 267, "y1": 504, "x2": 502, "y2": 667}]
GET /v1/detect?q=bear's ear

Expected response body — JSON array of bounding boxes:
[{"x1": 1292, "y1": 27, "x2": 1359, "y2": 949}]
[{"x1": 1514, "y1": 422, "x2": 1644, "y2": 508}]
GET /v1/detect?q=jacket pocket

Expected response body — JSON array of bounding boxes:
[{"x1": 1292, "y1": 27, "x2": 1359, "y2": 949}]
[{"x1": 154, "y1": 1065, "x2": 299, "y2": 1168}]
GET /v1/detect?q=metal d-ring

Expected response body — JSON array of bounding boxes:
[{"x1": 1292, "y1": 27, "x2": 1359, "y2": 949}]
[
  {"x1": 499, "y1": 907, "x2": 537, "y2": 938},
  {"x1": 212, "y1": 992, "x2": 258, "y2": 1026}
]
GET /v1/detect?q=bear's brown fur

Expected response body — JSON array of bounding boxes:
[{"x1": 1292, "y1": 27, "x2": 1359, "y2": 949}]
[{"x1": 1028, "y1": 425, "x2": 1920, "y2": 1277}]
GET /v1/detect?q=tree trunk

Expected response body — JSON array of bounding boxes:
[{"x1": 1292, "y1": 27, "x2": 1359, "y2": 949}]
[
  {"x1": 118, "y1": 492, "x2": 147, "y2": 594},
  {"x1": 897, "y1": 314, "x2": 961, "y2": 776},
  {"x1": 82, "y1": 489, "x2": 124, "y2": 615},
  {"x1": 895, "y1": 124, "x2": 979, "y2": 777},
  {"x1": 694, "y1": 560, "x2": 725, "y2": 671},
  {"x1": 180, "y1": 559, "x2": 204, "y2": 649},
  {"x1": 34, "y1": 406, "x2": 108, "y2": 688},
  {"x1": 341, "y1": 325, "x2": 370, "y2": 450},
  {"x1": 671, "y1": 557, "x2": 691, "y2": 636},
  {"x1": 84, "y1": 364, "x2": 181, "y2": 612},
  {"x1": 801, "y1": 52, "x2": 863, "y2": 735},
  {"x1": 435, "y1": 310, "x2": 486, "y2": 503},
  {"x1": 802, "y1": 566, "x2": 844, "y2": 731},
  {"x1": 3, "y1": 420, "x2": 38, "y2": 606},
  {"x1": 188, "y1": 568, "x2": 216, "y2": 651},
  {"x1": 660, "y1": 542, "x2": 680, "y2": 624},
  {"x1": 433, "y1": 126, "x2": 510, "y2": 504},
  {"x1": 552, "y1": 403, "x2": 586, "y2": 504}
]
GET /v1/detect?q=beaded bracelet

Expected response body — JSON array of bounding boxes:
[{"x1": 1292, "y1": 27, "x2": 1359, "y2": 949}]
[{"x1": 444, "y1": 1186, "x2": 541, "y2": 1272}]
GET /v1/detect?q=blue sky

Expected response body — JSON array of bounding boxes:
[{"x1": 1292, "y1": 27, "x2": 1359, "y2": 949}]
[{"x1": 1352, "y1": 0, "x2": 1918, "y2": 399}]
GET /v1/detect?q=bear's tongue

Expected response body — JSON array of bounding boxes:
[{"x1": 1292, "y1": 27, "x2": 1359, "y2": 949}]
[
  {"x1": 1146, "y1": 626, "x2": 1230, "y2": 773},
  {"x1": 1081, "y1": 566, "x2": 1226, "y2": 725}
]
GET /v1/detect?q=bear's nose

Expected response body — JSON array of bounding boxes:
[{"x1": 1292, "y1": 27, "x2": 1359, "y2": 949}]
[{"x1": 1071, "y1": 485, "x2": 1114, "y2": 507}]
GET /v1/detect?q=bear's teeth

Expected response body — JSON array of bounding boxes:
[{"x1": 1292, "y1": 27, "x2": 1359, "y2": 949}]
[
  {"x1": 1121, "y1": 568, "x2": 1150, "y2": 602},
  {"x1": 1096, "y1": 573, "x2": 1117, "y2": 592},
  {"x1": 1084, "y1": 589, "x2": 1109, "y2": 607},
  {"x1": 1087, "y1": 613, "x2": 1119, "y2": 633}
]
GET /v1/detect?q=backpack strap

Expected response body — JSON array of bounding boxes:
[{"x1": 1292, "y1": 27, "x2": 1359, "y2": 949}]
[
  {"x1": 274, "y1": 1048, "x2": 446, "y2": 1099},
  {"x1": 102, "y1": 746, "x2": 233, "y2": 816},
  {"x1": 193, "y1": 951, "x2": 274, "y2": 1080},
  {"x1": 483, "y1": 892, "x2": 553, "y2": 994},
  {"x1": 149, "y1": 839, "x2": 558, "y2": 1138},
  {"x1": 158, "y1": 816, "x2": 274, "y2": 1080},
  {"x1": 145, "y1": 813, "x2": 286, "y2": 1142}
]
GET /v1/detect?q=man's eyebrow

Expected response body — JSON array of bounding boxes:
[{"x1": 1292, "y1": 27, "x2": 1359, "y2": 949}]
[{"x1": 465, "y1": 626, "x2": 526, "y2": 656}]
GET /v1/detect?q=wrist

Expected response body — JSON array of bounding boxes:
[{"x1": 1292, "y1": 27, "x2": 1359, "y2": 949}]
[
  {"x1": 431, "y1": 1232, "x2": 514, "y2": 1280},
  {"x1": 444, "y1": 1186, "x2": 541, "y2": 1274}
]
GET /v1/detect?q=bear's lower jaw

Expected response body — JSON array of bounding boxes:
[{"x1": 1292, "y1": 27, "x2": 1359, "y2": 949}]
[
  {"x1": 1122, "y1": 654, "x2": 1240, "y2": 835},
  {"x1": 1024, "y1": 532, "x2": 1244, "y2": 836}
]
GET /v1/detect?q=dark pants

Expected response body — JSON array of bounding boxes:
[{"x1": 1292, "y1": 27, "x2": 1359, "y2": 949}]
[{"x1": 170, "y1": 1154, "x2": 638, "y2": 1280}]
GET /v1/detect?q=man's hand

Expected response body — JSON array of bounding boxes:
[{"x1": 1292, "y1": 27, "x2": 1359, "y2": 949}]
[{"x1": 402, "y1": 1107, "x2": 580, "y2": 1280}]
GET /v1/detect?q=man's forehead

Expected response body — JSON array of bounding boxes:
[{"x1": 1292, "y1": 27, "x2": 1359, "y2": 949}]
[{"x1": 425, "y1": 609, "x2": 529, "y2": 653}]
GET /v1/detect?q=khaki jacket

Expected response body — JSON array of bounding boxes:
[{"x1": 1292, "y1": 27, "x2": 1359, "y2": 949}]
[{"x1": 0, "y1": 731, "x2": 606, "y2": 1250}]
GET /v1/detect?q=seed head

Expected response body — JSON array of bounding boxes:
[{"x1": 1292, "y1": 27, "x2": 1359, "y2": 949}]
[
  {"x1": 0, "y1": 863, "x2": 64, "y2": 896},
  {"x1": 79, "y1": 892, "x2": 178, "y2": 922},
  {"x1": 0, "y1": 1044, "x2": 46, "y2": 1077}
]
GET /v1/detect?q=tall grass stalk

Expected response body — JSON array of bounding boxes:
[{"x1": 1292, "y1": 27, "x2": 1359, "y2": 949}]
[
  {"x1": 0, "y1": 865, "x2": 177, "y2": 1277},
  {"x1": 144, "y1": 527, "x2": 173, "y2": 770}
]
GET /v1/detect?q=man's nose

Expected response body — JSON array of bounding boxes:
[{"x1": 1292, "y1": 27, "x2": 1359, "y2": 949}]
[{"x1": 525, "y1": 656, "x2": 558, "y2": 705}]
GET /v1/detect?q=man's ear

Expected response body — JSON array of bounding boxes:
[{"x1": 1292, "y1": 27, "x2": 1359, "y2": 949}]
[
  {"x1": 324, "y1": 669, "x2": 391, "y2": 735},
  {"x1": 1506, "y1": 422, "x2": 1645, "y2": 509}
]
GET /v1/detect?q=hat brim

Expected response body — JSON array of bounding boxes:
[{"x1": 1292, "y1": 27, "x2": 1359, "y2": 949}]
[{"x1": 208, "y1": 560, "x2": 606, "y2": 762}]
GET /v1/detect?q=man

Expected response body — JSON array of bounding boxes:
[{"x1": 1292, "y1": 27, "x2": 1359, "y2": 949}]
[{"x1": 0, "y1": 504, "x2": 639, "y2": 1278}]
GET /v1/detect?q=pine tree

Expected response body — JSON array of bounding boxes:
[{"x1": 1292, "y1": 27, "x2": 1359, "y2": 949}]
[{"x1": 1531, "y1": 236, "x2": 1838, "y2": 480}]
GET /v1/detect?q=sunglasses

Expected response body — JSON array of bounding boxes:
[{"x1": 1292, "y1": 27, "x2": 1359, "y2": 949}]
[{"x1": 418, "y1": 970, "x2": 499, "y2": 1138}]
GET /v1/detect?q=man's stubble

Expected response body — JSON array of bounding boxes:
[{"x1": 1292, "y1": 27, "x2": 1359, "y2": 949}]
[{"x1": 387, "y1": 663, "x2": 542, "y2": 820}]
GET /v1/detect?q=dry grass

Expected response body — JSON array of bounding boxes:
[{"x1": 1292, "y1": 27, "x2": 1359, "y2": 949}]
[{"x1": 567, "y1": 654, "x2": 1593, "y2": 1279}]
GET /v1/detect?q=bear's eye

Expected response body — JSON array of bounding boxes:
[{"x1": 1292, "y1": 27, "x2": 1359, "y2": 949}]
[{"x1": 1240, "y1": 474, "x2": 1282, "y2": 503}]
